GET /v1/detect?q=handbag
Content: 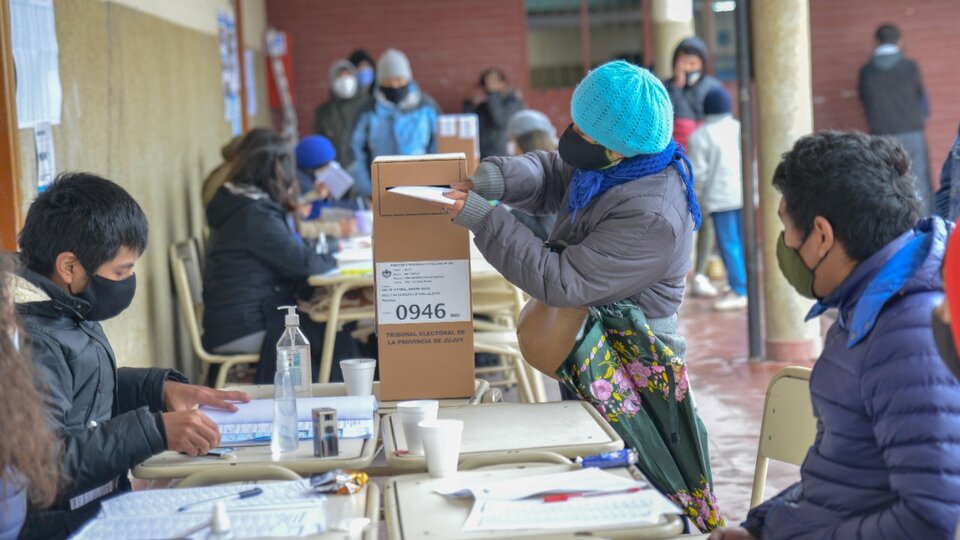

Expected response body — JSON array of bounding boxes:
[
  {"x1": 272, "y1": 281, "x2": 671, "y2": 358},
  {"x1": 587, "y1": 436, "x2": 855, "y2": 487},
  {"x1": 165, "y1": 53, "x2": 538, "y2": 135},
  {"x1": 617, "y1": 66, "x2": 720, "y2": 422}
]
[{"x1": 515, "y1": 298, "x2": 588, "y2": 378}]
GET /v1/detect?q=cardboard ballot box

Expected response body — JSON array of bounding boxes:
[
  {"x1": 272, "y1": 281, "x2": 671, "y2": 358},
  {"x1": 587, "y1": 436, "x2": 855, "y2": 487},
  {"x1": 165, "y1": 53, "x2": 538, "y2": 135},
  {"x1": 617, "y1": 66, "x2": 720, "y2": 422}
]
[
  {"x1": 371, "y1": 153, "x2": 476, "y2": 401},
  {"x1": 437, "y1": 114, "x2": 480, "y2": 176}
]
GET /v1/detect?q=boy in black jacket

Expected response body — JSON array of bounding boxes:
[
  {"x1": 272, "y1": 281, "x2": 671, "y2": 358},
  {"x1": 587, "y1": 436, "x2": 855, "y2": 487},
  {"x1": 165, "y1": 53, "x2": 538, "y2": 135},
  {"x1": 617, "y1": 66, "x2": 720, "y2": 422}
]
[{"x1": 14, "y1": 173, "x2": 248, "y2": 539}]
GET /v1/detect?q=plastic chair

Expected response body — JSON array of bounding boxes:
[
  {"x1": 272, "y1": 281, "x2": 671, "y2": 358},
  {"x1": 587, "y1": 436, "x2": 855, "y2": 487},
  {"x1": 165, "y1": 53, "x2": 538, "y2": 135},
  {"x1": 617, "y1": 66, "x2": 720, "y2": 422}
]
[
  {"x1": 178, "y1": 464, "x2": 302, "y2": 488},
  {"x1": 750, "y1": 366, "x2": 817, "y2": 509},
  {"x1": 169, "y1": 240, "x2": 259, "y2": 388}
]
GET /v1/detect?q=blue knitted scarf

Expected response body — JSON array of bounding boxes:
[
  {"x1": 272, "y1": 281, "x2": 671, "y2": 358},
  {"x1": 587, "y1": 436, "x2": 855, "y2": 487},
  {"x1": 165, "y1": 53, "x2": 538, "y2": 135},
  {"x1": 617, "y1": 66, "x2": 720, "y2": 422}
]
[{"x1": 567, "y1": 139, "x2": 702, "y2": 230}]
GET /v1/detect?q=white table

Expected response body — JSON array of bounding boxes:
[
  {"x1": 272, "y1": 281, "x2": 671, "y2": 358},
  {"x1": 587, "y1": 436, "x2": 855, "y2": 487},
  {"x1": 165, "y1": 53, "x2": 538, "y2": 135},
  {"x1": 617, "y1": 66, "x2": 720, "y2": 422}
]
[
  {"x1": 133, "y1": 415, "x2": 380, "y2": 480},
  {"x1": 382, "y1": 402, "x2": 622, "y2": 472},
  {"x1": 383, "y1": 464, "x2": 685, "y2": 539}
]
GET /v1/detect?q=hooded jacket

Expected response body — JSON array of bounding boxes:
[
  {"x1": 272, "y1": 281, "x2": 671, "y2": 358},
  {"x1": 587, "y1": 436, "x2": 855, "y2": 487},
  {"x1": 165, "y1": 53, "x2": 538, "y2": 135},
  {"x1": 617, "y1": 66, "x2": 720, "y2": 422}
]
[
  {"x1": 858, "y1": 49, "x2": 927, "y2": 135},
  {"x1": 202, "y1": 185, "x2": 336, "y2": 350},
  {"x1": 664, "y1": 37, "x2": 725, "y2": 149},
  {"x1": 313, "y1": 60, "x2": 374, "y2": 169},
  {"x1": 687, "y1": 113, "x2": 743, "y2": 214},
  {"x1": 350, "y1": 82, "x2": 439, "y2": 197},
  {"x1": 743, "y1": 217, "x2": 960, "y2": 539},
  {"x1": 14, "y1": 267, "x2": 185, "y2": 539}
]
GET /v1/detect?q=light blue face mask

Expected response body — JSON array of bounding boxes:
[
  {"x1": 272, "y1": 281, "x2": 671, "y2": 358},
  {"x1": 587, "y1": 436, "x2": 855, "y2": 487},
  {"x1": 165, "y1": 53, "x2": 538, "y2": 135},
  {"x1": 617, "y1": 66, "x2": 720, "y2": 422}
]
[{"x1": 356, "y1": 67, "x2": 375, "y2": 88}]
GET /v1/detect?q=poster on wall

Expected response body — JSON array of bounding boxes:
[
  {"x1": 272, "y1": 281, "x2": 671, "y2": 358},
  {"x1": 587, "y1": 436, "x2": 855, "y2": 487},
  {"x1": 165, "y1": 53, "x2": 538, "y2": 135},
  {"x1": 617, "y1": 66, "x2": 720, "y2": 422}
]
[
  {"x1": 217, "y1": 8, "x2": 242, "y2": 136},
  {"x1": 244, "y1": 48, "x2": 257, "y2": 118},
  {"x1": 10, "y1": 0, "x2": 63, "y2": 128},
  {"x1": 34, "y1": 122, "x2": 56, "y2": 191}
]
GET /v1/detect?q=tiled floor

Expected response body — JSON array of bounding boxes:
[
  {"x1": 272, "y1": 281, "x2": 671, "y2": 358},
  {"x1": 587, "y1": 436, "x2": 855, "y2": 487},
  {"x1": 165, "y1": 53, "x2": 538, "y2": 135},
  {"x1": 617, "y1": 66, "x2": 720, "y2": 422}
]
[{"x1": 678, "y1": 295, "x2": 814, "y2": 525}]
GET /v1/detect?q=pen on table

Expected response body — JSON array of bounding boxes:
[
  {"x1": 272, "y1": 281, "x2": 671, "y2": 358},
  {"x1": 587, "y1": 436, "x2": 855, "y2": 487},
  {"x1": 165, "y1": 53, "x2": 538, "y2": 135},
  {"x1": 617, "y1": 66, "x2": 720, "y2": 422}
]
[
  {"x1": 542, "y1": 486, "x2": 642, "y2": 503},
  {"x1": 177, "y1": 487, "x2": 263, "y2": 512}
]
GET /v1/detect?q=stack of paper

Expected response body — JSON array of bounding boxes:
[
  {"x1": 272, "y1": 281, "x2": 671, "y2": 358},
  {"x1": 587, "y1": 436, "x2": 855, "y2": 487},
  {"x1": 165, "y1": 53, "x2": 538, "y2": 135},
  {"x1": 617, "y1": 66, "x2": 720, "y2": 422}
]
[
  {"x1": 437, "y1": 468, "x2": 680, "y2": 532},
  {"x1": 202, "y1": 395, "x2": 377, "y2": 446},
  {"x1": 72, "y1": 480, "x2": 325, "y2": 539}
]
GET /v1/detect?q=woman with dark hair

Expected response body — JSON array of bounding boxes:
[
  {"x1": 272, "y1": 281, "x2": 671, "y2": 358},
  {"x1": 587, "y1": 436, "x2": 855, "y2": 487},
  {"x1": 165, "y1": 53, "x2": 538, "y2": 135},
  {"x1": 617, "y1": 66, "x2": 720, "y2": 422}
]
[
  {"x1": 0, "y1": 253, "x2": 60, "y2": 539},
  {"x1": 203, "y1": 142, "x2": 360, "y2": 384}
]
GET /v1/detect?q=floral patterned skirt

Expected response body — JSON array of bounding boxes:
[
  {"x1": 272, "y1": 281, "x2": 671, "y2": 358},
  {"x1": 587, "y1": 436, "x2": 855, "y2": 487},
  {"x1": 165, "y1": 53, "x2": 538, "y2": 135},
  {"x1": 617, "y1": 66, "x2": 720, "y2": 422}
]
[{"x1": 556, "y1": 302, "x2": 724, "y2": 532}]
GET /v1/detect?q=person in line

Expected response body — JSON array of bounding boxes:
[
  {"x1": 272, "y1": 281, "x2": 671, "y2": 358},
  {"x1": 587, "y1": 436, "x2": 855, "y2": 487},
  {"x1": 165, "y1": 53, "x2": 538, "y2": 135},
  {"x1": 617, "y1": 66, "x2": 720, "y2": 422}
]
[
  {"x1": 203, "y1": 141, "x2": 359, "y2": 385},
  {"x1": 664, "y1": 37, "x2": 726, "y2": 299},
  {"x1": 858, "y1": 23, "x2": 934, "y2": 215},
  {"x1": 293, "y1": 134, "x2": 356, "y2": 240},
  {"x1": 14, "y1": 174, "x2": 249, "y2": 539},
  {"x1": 350, "y1": 48, "x2": 439, "y2": 198},
  {"x1": 688, "y1": 87, "x2": 747, "y2": 311},
  {"x1": 348, "y1": 49, "x2": 376, "y2": 94},
  {"x1": 503, "y1": 109, "x2": 558, "y2": 241},
  {"x1": 0, "y1": 253, "x2": 59, "y2": 540},
  {"x1": 313, "y1": 59, "x2": 373, "y2": 178},
  {"x1": 463, "y1": 68, "x2": 524, "y2": 158},
  {"x1": 709, "y1": 131, "x2": 960, "y2": 540}
]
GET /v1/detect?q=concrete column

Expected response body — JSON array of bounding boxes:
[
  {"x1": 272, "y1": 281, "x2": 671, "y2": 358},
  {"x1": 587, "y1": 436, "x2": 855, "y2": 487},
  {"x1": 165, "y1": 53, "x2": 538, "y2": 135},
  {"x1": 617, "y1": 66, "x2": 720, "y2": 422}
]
[
  {"x1": 651, "y1": 0, "x2": 695, "y2": 80},
  {"x1": 752, "y1": 0, "x2": 822, "y2": 361}
]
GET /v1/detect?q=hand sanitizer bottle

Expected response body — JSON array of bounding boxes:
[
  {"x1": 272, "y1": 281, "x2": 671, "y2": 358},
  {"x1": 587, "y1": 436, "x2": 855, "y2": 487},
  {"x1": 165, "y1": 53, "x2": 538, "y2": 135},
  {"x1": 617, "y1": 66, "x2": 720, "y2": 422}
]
[
  {"x1": 271, "y1": 324, "x2": 299, "y2": 455},
  {"x1": 276, "y1": 306, "x2": 312, "y2": 395}
]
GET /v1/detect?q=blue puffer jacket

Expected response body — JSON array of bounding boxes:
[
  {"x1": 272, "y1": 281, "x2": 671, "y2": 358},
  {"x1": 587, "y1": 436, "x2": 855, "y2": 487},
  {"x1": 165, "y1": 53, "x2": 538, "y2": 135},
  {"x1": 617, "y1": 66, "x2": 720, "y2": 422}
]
[
  {"x1": 744, "y1": 217, "x2": 960, "y2": 539},
  {"x1": 350, "y1": 82, "x2": 439, "y2": 198}
]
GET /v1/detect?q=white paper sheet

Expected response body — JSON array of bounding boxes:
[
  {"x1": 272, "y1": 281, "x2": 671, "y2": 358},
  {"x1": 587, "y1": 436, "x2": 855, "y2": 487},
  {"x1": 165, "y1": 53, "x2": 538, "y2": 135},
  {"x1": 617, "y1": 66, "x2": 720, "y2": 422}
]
[
  {"x1": 100, "y1": 480, "x2": 317, "y2": 517},
  {"x1": 73, "y1": 507, "x2": 326, "y2": 540},
  {"x1": 387, "y1": 185, "x2": 456, "y2": 206},
  {"x1": 315, "y1": 161, "x2": 355, "y2": 200},
  {"x1": 11, "y1": 0, "x2": 62, "y2": 127},
  {"x1": 34, "y1": 122, "x2": 55, "y2": 190},
  {"x1": 375, "y1": 259, "x2": 472, "y2": 325},
  {"x1": 435, "y1": 468, "x2": 642, "y2": 501}
]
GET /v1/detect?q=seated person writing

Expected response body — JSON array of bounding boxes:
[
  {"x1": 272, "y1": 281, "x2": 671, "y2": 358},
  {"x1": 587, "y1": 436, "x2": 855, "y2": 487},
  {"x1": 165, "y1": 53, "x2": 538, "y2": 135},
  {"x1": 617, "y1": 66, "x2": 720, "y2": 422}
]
[
  {"x1": 709, "y1": 132, "x2": 960, "y2": 540},
  {"x1": 13, "y1": 173, "x2": 249, "y2": 539},
  {"x1": 294, "y1": 134, "x2": 357, "y2": 240}
]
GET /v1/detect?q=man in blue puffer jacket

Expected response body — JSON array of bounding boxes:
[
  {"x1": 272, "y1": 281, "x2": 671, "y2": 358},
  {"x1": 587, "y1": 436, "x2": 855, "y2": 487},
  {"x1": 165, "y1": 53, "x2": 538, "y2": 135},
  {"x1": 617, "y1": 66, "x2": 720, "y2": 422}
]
[
  {"x1": 350, "y1": 48, "x2": 439, "y2": 198},
  {"x1": 710, "y1": 131, "x2": 960, "y2": 540}
]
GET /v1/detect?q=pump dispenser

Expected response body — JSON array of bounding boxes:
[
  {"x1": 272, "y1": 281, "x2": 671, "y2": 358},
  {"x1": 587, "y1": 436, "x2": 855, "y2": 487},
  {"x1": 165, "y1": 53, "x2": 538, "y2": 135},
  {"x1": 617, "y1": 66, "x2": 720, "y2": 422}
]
[
  {"x1": 206, "y1": 502, "x2": 235, "y2": 539},
  {"x1": 276, "y1": 306, "x2": 312, "y2": 394}
]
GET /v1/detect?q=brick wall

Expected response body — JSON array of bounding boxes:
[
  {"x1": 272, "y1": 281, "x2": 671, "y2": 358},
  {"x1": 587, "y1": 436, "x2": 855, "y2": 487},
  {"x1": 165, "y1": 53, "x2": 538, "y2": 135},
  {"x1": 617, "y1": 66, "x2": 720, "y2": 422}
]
[
  {"x1": 809, "y1": 0, "x2": 960, "y2": 188},
  {"x1": 265, "y1": 0, "x2": 539, "y2": 138}
]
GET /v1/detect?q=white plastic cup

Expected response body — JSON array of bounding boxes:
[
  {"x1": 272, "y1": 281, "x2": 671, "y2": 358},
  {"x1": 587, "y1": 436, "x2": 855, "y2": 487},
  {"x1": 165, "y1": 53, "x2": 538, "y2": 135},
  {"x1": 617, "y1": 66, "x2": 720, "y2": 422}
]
[
  {"x1": 419, "y1": 419, "x2": 464, "y2": 478},
  {"x1": 355, "y1": 210, "x2": 374, "y2": 235},
  {"x1": 396, "y1": 400, "x2": 439, "y2": 455},
  {"x1": 340, "y1": 358, "x2": 376, "y2": 396}
]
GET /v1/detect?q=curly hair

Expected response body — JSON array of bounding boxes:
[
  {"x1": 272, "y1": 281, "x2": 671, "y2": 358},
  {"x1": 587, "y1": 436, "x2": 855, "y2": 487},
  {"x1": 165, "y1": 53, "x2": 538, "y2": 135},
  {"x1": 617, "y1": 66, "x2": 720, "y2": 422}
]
[{"x1": 0, "y1": 253, "x2": 60, "y2": 506}]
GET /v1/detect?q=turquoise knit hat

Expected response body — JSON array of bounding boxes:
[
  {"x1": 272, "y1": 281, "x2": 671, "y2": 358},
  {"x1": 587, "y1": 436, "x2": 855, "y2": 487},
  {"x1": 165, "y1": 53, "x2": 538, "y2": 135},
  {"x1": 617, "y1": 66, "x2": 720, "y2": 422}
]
[{"x1": 570, "y1": 60, "x2": 673, "y2": 157}]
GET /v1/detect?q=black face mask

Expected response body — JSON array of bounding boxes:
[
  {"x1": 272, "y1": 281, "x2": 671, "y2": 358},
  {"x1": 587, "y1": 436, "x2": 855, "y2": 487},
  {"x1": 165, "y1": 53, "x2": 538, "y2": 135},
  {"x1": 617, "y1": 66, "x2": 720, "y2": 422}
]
[
  {"x1": 78, "y1": 273, "x2": 137, "y2": 321},
  {"x1": 558, "y1": 124, "x2": 615, "y2": 171},
  {"x1": 380, "y1": 84, "x2": 409, "y2": 104},
  {"x1": 932, "y1": 310, "x2": 960, "y2": 380}
]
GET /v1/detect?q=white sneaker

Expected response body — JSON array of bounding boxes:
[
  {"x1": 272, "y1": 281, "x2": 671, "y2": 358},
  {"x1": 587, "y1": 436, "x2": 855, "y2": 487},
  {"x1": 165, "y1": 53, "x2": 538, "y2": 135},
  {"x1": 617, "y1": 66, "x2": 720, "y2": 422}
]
[
  {"x1": 714, "y1": 292, "x2": 748, "y2": 311},
  {"x1": 690, "y1": 274, "x2": 719, "y2": 298}
]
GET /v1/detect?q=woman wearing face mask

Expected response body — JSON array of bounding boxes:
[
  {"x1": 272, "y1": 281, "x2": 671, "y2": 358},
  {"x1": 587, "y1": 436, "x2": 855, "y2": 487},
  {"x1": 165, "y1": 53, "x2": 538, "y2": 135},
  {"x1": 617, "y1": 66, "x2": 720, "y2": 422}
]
[
  {"x1": 313, "y1": 59, "x2": 373, "y2": 179},
  {"x1": 0, "y1": 253, "x2": 60, "y2": 540},
  {"x1": 350, "y1": 48, "x2": 440, "y2": 198},
  {"x1": 441, "y1": 61, "x2": 723, "y2": 532},
  {"x1": 348, "y1": 49, "x2": 376, "y2": 93}
]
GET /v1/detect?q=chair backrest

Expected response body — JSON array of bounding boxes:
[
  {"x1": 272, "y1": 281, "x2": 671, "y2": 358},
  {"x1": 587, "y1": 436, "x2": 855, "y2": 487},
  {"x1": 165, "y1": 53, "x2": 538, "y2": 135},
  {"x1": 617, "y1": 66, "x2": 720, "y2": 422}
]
[
  {"x1": 178, "y1": 464, "x2": 302, "y2": 488},
  {"x1": 750, "y1": 366, "x2": 816, "y2": 508},
  {"x1": 169, "y1": 240, "x2": 207, "y2": 357}
]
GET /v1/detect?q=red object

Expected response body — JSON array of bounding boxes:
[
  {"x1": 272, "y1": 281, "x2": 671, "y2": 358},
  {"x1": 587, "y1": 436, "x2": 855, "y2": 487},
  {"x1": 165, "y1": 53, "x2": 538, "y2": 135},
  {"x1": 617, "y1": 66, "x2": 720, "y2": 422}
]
[
  {"x1": 945, "y1": 229, "x2": 960, "y2": 351},
  {"x1": 266, "y1": 31, "x2": 295, "y2": 109},
  {"x1": 542, "y1": 487, "x2": 642, "y2": 503}
]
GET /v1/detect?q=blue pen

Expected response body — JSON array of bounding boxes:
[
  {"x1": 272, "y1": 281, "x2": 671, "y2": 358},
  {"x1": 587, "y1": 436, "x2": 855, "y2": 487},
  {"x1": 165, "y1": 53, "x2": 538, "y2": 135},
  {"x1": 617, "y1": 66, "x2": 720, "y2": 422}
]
[{"x1": 176, "y1": 487, "x2": 263, "y2": 512}]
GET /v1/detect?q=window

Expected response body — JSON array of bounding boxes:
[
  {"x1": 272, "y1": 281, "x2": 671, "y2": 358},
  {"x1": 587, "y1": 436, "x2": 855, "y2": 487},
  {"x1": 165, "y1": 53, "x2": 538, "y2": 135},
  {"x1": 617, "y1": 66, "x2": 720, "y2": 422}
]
[
  {"x1": 693, "y1": 0, "x2": 738, "y2": 82},
  {"x1": 526, "y1": 0, "x2": 644, "y2": 89}
]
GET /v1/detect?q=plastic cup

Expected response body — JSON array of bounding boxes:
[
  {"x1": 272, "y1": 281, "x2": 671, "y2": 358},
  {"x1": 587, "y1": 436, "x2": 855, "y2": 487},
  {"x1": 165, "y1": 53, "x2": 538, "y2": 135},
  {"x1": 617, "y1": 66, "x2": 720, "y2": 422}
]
[
  {"x1": 418, "y1": 419, "x2": 464, "y2": 478},
  {"x1": 355, "y1": 210, "x2": 374, "y2": 235},
  {"x1": 340, "y1": 358, "x2": 376, "y2": 396},
  {"x1": 396, "y1": 400, "x2": 439, "y2": 455}
]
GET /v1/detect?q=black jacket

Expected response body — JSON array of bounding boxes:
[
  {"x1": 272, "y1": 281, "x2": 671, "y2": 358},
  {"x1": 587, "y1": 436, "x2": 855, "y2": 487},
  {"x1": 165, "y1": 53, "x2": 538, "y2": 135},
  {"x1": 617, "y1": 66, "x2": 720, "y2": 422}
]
[
  {"x1": 202, "y1": 186, "x2": 336, "y2": 350},
  {"x1": 464, "y1": 90, "x2": 524, "y2": 158},
  {"x1": 858, "y1": 52, "x2": 927, "y2": 135},
  {"x1": 313, "y1": 92, "x2": 374, "y2": 168},
  {"x1": 14, "y1": 268, "x2": 185, "y2": 539}
]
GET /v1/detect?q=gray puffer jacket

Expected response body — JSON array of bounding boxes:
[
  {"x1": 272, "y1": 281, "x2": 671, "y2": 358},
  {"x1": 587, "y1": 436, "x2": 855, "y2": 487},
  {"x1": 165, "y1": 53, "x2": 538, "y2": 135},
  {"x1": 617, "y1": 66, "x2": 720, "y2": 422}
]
[
  {"x1": 13, "y1": 268, "x2": 186, "y2": 539},
  {"x1": 454, "y1": 150, "x2": 694, "y2": 318}
]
